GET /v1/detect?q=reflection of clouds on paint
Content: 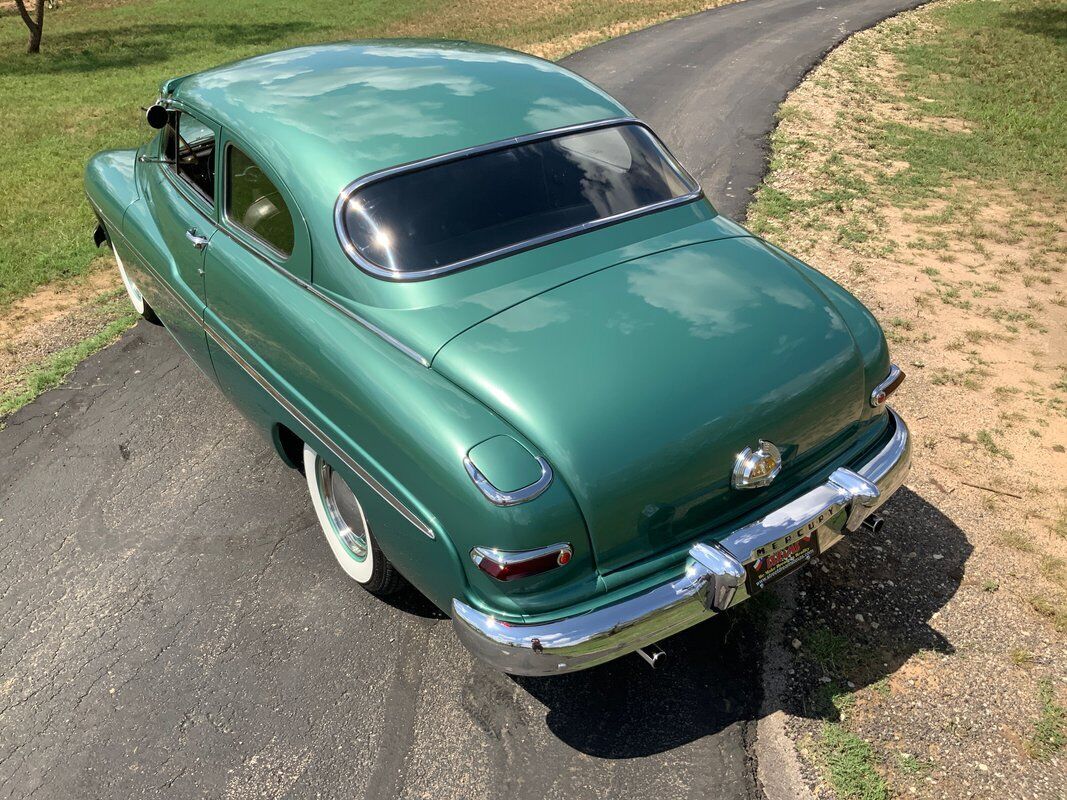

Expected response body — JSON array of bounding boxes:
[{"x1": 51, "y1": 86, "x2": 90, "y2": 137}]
[
  {"x1": 486, "y1": 296, "x2": 571, "y2": 333},
  {"x1": 524, "y1": 96, "x2": 621, "y2": 132},
  {"x1": 177, "y1": 40, "x2": 627, "y2": 194},
  {"x1": 627, "y1": 249, "x2": 756, "y2": 339},
  {"x1": 195, "y1": 59, "x2": 489, "y2": 97},
  {"x1": 824, "y1": 305, "x2": 847, "y2": 338},
  {"x1": 763, "y1": 283, "x2": 812, "y2": 310},
  {"x1": 462, "y1": 285, "x2": 548, "y2": 314},
  {"x1": 357, "y1": 43, "x2": 558, "y2": 71},
  {"x1": 605, "y1": 312, "x2": 651, "y2": 337},
  {"x1": 191, "y1": 57, "x2": 477, "y2": 151},
  {"x1": 461, "y1": 337, "x2": 522, "y2": 357}
]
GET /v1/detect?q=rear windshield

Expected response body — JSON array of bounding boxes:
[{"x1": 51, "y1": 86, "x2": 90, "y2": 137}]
[{"x1": 337, "y1": 123, "x2": 699, "y2": 279}]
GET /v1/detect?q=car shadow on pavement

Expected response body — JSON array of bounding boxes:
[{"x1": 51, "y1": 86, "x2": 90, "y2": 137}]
[
  {"x1": 378, "y1": 578, "x2": 450, "y2": 620},
  {"x1": 513, "y1": 488, "x2": 969, "y2": 758}
]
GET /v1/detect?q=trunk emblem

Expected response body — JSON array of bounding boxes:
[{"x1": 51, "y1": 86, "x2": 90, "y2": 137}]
[{"x1": 732, "y1": 440, "x2": 783, "y2": 489}]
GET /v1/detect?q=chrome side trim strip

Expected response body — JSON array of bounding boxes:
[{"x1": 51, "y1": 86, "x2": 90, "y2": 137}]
[
  {"x1": 462, "y1": 454, "x2": 554, "y2": 506},
  {"x1": 451, "y1": 408, "x2": 911, "y2": 675},
  {"x1": 202, "y1": 323, "x2": 435, "y2": 539},
  {"x1": 102, "y1": 227, "x2": 435, "y2": 539},
  {"x1": 303, "y1": 284, "x2": 430, "y2": 368},
  {"x1": 334, "y1": 117, "x2": 703, "y2": 282},
  {"x1": 223, "y1": 232, "x2": 431, "y2": 367}
]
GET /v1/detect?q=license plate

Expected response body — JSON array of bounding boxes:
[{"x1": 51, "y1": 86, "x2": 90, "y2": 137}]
[{"x1": 744, "y1": 506, "x2": 840, "y2": 594}]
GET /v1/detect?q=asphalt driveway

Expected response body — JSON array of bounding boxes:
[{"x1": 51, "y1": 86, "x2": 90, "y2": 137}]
[{"x1": 0, "y1": 1, "x2": 926, "y2": 797}]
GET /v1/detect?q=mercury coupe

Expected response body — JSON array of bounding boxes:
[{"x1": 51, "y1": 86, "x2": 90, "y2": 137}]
[{"x1": 84, "y1": 41, "x2": 910, "y2": 675}]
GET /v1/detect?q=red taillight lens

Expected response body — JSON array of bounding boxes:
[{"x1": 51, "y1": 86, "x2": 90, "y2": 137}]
[
  {"x1": 870, "y1": 364, "x2": 905, "y2": 407},
  {"x1": 471, "y1": 544, "x2": 572, "y2": 581}
]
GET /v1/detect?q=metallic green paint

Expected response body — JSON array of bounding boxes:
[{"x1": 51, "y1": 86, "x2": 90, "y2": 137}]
[
  {"x1": 85, "y1": 41, "x2": 895, "y2": 627},
  {"x1": 466, "y1": 436, "x2": 544, "y2": 494},
  {"x1": 434, "y1": 236, "x2": 891, "y2": 572}
]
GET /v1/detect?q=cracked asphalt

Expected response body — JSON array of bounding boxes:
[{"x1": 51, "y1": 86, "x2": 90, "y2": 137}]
[{"x1": 1, "y1": 1, "x2": 926, "y2": 797}]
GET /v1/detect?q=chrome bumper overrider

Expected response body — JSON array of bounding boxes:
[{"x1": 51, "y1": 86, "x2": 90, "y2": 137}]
[{"x1": 452, "y1": 408, "x2": 911, "y2": 676}]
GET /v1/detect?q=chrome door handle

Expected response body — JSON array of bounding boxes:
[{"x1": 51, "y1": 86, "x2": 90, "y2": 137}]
[{"x1": 185, "y1": 229, "x2": 210, "y2": 250}]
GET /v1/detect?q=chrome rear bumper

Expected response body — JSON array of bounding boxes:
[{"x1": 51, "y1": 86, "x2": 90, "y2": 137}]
[{"x1": 452, "y1": 408, "x2": 911, "y2": 676}]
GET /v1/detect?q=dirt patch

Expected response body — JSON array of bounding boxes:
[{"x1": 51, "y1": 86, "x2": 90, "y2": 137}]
[
  {"x1": 526, "y1": 1, "x2": 736, "y2": 60},
  {"x1": 750, "y1": 2, "x2": 1066, "y2": 798},
  {"x1": 375, "y1": 0, "x2": 734, "y2": 60},
  {"x1": 0, "y1": 259, "x2": 125, "y2": 399}
]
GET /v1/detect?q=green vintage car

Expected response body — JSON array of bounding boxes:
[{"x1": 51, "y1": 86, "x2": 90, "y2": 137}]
[{"x1": 85, "y1": 41, "x2": 910, "y2": 675}]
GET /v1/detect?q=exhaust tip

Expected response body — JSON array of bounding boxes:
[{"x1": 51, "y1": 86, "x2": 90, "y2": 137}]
[
  {"x1": 636, "y1": 644, "x2": 666, "y2": 669},
  {"x1": 861, "y1": 514, "x2": 885, "y2": 535}
]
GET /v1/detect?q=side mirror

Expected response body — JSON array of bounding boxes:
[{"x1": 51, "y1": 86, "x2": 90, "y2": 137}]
[{"x1": 145, "y1": 104, "x2": 168, "y2": 129}]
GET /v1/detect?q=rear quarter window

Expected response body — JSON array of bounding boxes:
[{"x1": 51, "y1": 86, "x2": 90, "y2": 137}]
[{"x1": 226, "y1": 145, "x2": 295, "y2": 257}]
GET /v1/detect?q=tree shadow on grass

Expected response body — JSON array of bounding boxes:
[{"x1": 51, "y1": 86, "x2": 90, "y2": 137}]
[
  {"x1": 1001, "y1": 4, "x2": 1067, "y2": 44},
  {"x1": 0, "y1": 21, "x2": 322, "y2": 77},
  {"x1": 512, "y1": 488, "x2": 969, "y2": 758}
]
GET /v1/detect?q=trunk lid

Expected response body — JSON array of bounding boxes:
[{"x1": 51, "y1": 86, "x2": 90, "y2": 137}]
[{"x1": 433, "y1": 237, "x2": 875, "y2": 573}]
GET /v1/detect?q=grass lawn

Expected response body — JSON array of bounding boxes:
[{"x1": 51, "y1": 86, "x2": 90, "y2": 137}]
[
  {"x1": 0, "y1": 0, "x2": 724, "y2": 310},
  {"x1": 750, "y1": 0, "x2": 1066, "y2": 239},
  {"x1": 748, "y1": 0, "x2": 1065, "y2": 797}
]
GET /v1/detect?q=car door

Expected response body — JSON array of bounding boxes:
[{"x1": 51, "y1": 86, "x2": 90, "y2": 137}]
[
  {"x1": 202, "y1": 134, "x2": 313, "y2": 423},
  {"x1": 143, "y1": 106, "x2": 219, "y2": 377}
]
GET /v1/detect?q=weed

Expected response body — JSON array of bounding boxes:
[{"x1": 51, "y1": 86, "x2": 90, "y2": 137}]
[
  {"x1": 1027, "y1": 679, "x2": 1065, "y2": 761},
  {"x1": 819, "y1": 724, "x2": 889, "y2": 800},
  {"x1": 999, "y1": 532, "x2": 1034, "y2": 553},
  {"x1": 1010, "y1": 648, "x2": 1035, "y2": 666},
  {"x1": 802, "y1": 627, "x2": 853, "y2": 673},
  {"x1": 896, "y1": 753, "x2": 934, "y2": 775},
  {"x1": 0, "y1": 309, "x2": 137, "y2": 421},
  {"x1": 1039, "y1": 556, "x2": 1065, "y2": 587},
  {"x1": 1029, "y1": 595, "x2": 1067, "y2": 632},
  {"x1": 977, "y1": 429, "x2": 1012, "y2": 459}
]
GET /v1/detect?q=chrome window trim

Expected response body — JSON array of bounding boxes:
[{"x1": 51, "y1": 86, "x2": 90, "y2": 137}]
[
  {"x1": 209, "y1": 203, "x2": 429, "y2": 367},
  {"x1": 221, "y1": 141, "x2": 295, "y2": 262},
  {"x1": 161, "y1": 108, "x2": 218, "y2": 212},
  {"x1": 159, "y1": 163, "x2": 216, "y2": 223},
  {"x1": 463, "y1": 454, "x2": 554, "y2": 507},
  {"x1": 114, "y1": 142, "x2": 427, "y2": 369},
  {"x1": 334, "y1": 117, "x2": 703, "y2": 282},
  {"x1": 208, "y1": 145, "x2": 428, "y2": 367}
]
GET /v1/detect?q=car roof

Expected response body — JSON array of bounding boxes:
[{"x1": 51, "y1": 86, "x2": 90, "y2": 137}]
[{"x1": 167, "y1": 40, "x2": 630, "y2": 210}]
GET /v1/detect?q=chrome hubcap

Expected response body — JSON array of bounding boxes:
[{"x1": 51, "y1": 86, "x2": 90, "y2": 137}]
[{"x1": 317, "y1": 461, "x2": 368, "y2": 561}]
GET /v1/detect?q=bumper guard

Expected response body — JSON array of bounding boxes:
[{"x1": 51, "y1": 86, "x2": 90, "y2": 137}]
[{"x1": 452, "y1": 408, "x2": 911, "y2": 676}]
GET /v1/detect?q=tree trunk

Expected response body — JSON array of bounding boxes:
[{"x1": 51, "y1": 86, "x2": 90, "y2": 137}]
[{"x1": 13, "y1": 0, "x2": 45, "y2": 54}]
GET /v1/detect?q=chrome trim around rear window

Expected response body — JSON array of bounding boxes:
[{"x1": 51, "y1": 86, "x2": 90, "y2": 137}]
[{"x1": 333, "y1": 117, "x2": 703, "y2": 282}]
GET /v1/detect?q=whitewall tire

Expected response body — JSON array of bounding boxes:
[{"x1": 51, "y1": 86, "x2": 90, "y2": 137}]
[
  {"x1": 303, "y1": 444, "x2": 402, "y2": 594},
  {"x1": 108, "y1": 234, "x2": 161, "y2": 325}
]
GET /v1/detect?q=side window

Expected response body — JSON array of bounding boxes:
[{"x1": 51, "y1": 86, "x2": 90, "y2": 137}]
[
  {"x1": 162, "y1": 110, "x2": 216, "y2": 204},
  {"x1": 226, "y1": 145, "x2": 295, "y2": 257}
]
